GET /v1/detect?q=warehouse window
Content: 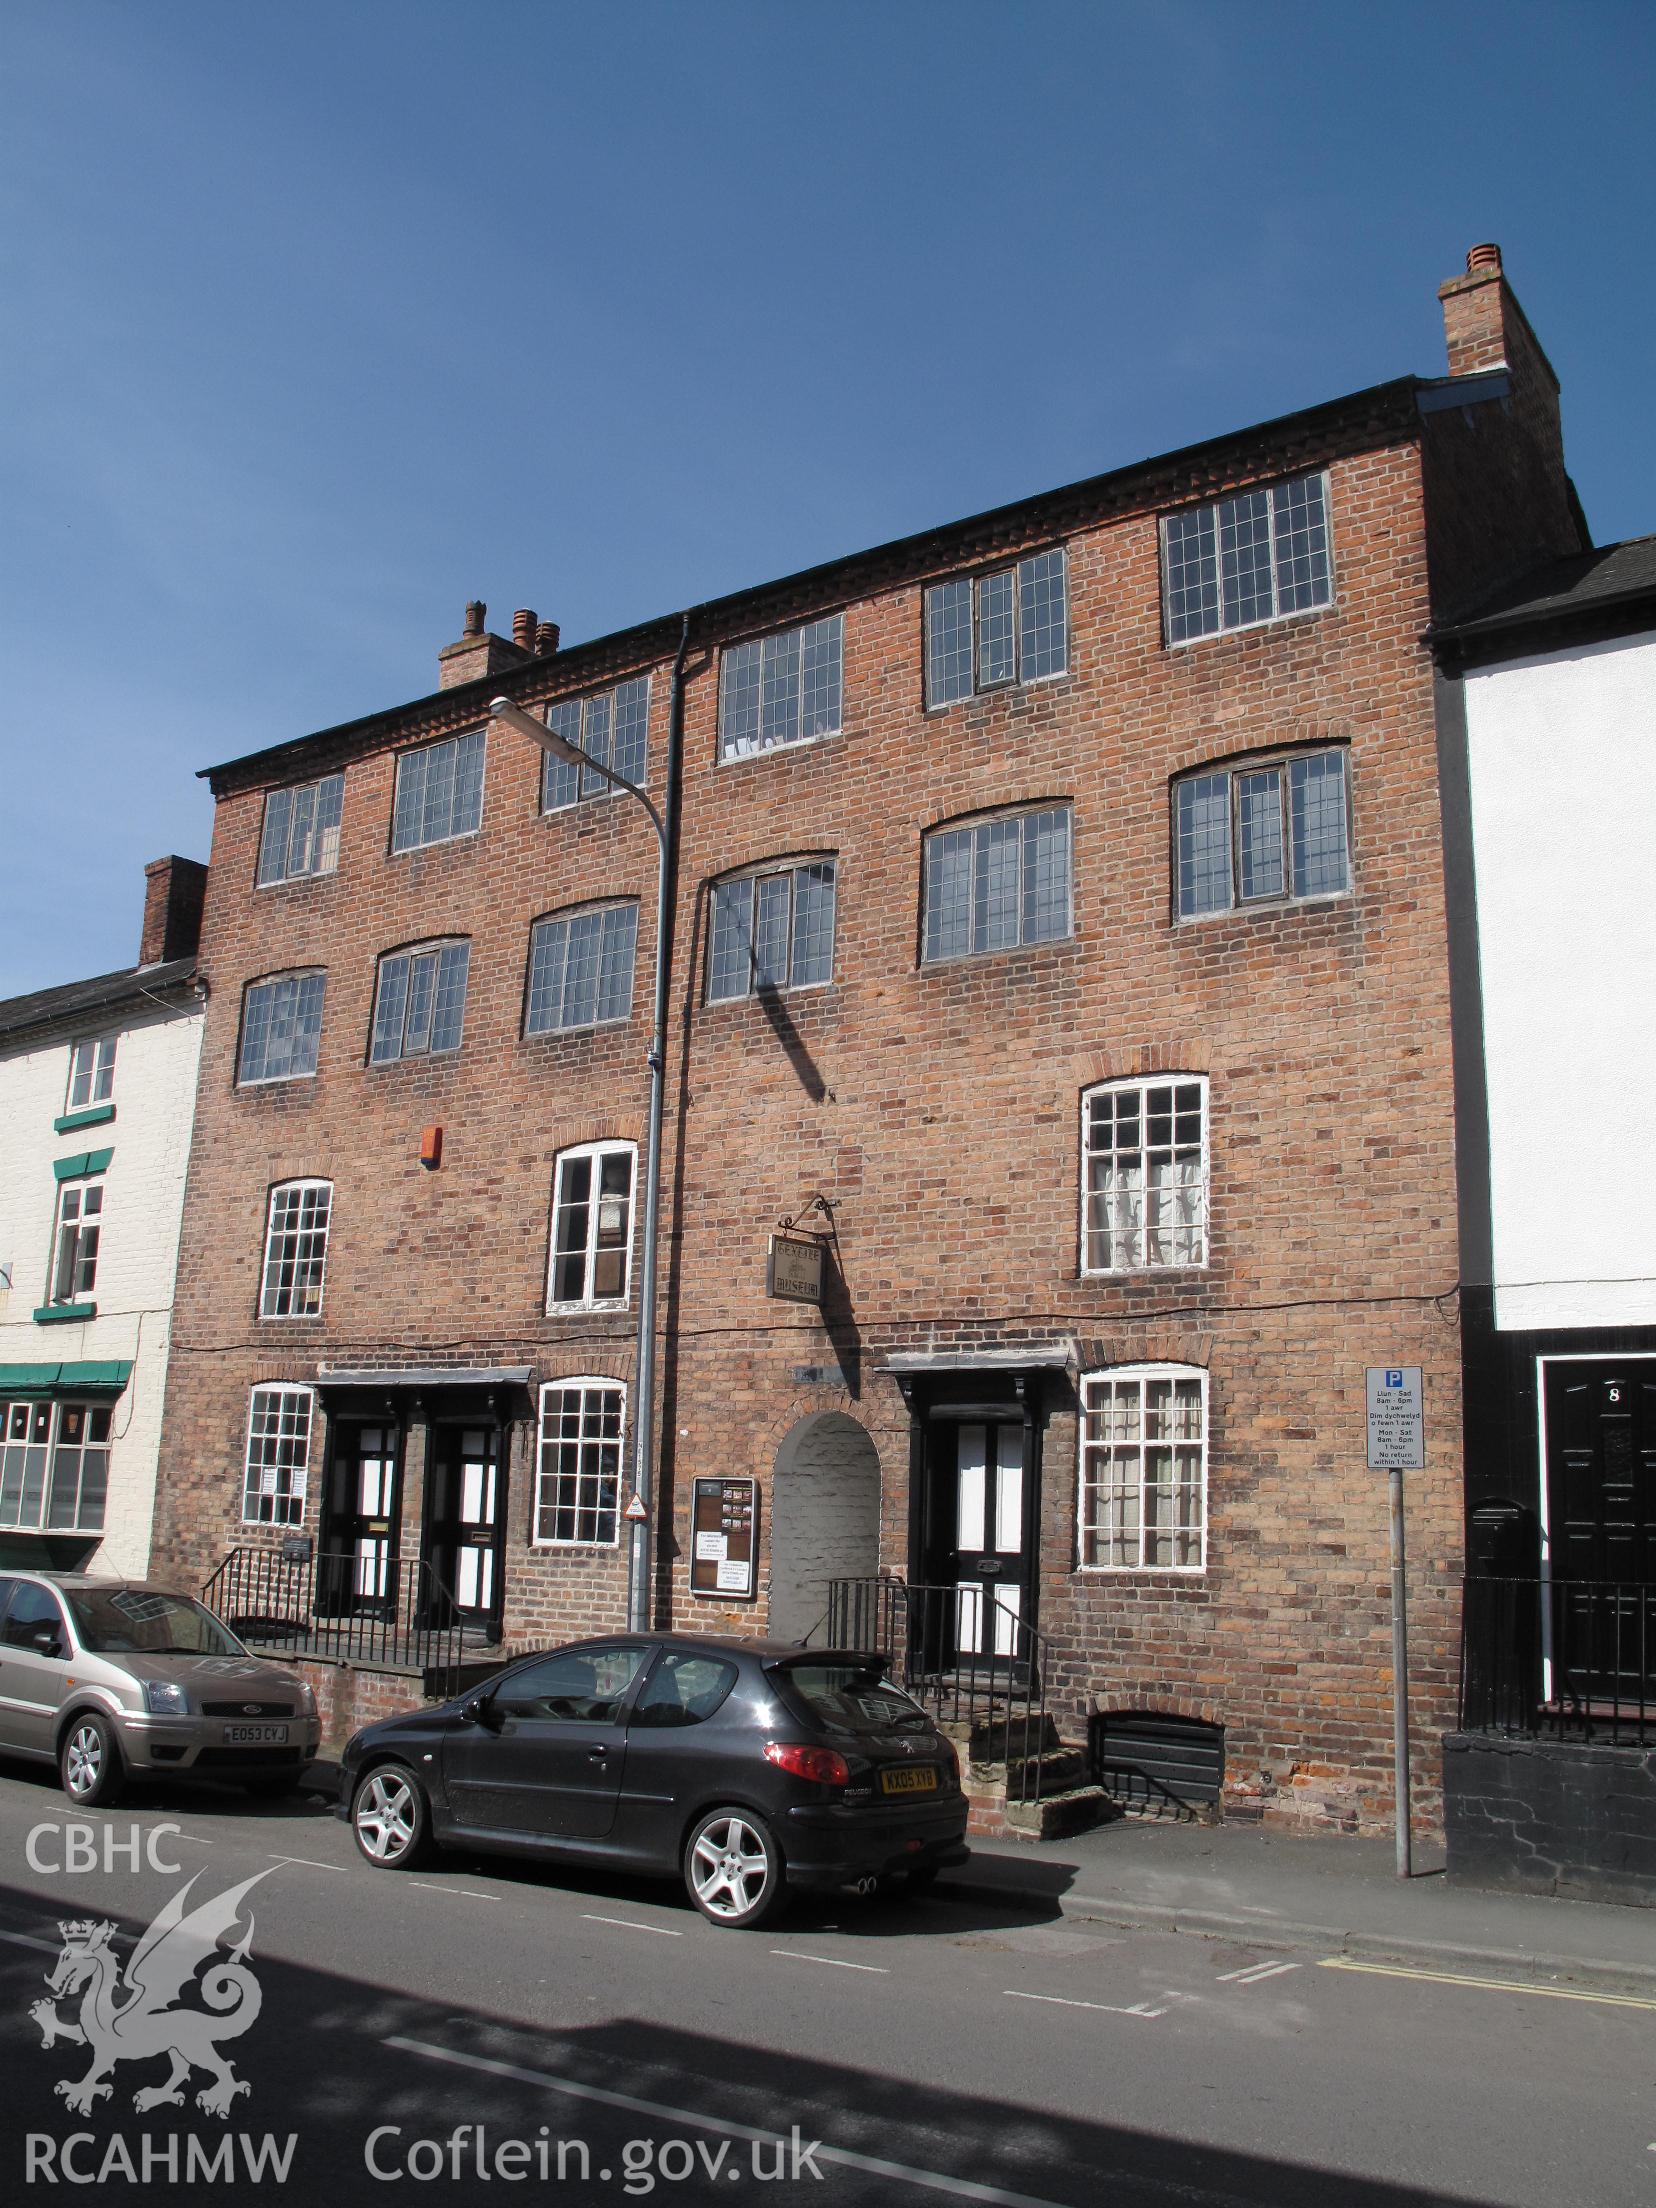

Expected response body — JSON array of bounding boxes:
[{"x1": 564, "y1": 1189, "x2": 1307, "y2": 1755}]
[
  {"x1": 1079, "y1": 1367, "x2": 1207, "y2": 1571},
  {"x1": 922, "y1": 806, "x2": 1072, "y2": 963},
  {"x1": 1174, "y1": 749, "x2": 1349, "y2": 919},
  {"x1": 0, "y1": 1400, "x2": 111, "y2": 1533},
  {"x1": 542, "y1": 677, "x2": 650, "y2": 810},
  {"x1": 369, "y1": 941, "x2": 471, "y2": 1063},
  {"x1": 718, "y1": 616, "x2": 843, "y2": 759},
  {"x1": 390, "y1": 729, "x2": 486, "y2": 851},
  {"x1": 708, "y1": 861, "x2": 836, "y2": 1001},
  {"x1": 1162, "y1": 472, "x2": 1332, "y2": 645},
  {"x1": 258, "y1": 773, "x2": 344, "y2": 885},
  {"x1": 238, "y1": 972, "x2": 326, "y2": 1085},
  {"x1": 925, "y1": 548, "x2": 1068, "y2": 706},
  {"x1": 525, "y1": 905, "x2": 638, "y2": 1034}
]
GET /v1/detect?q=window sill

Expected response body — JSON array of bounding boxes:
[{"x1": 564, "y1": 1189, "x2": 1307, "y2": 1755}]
[
  {"x1": 717, "y1": 728, "x2": 839, "y2": 767},
  {"x1": 1164, "y1": 598, "x2": 1333, "y2": 651},
  {"x1": 1080, "y1": 1264, "x2": 1210, "y2": 1283},
  {"x1": 1173, "y1": 891, "x2": 1351, "y2": 927},
  {"x1": 54, "y1": 1105, "x2": 115, "y2": 1134},
  {"x1": 924, "y1": 668, "x2": 1071, "y2": 714},
  {"x1": 389, "y1": 831, "x2": 482, "y2": 858},
  {"x1": 35, "y1": 1304, "x2": 96, "y2": 1326},
  {"x1": 1075, "y1": 1563, "x2": 1207, "y2": 1579}
]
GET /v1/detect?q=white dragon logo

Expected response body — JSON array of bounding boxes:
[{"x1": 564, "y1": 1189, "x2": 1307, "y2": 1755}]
[{"x1": 29, "y1": 1867, "x2": 273, "y2": 2118}]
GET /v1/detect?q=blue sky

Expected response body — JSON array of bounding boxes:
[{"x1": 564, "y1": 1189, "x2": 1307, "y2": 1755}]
[{"x1": 3, "y1": 1, "x2": 1652, "y2": 997}]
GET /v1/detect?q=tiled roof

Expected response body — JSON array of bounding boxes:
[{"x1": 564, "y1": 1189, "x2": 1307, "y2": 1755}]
[
  {"x1": 0, "y1": 958, "x2": 197, "y2": 1045},
  {"x1": 1440, "y1": 534, "x2": 1656, "y2": 642}
]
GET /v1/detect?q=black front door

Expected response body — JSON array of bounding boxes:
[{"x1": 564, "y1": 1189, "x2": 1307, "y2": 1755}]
[
  {"x1": 423, "y1": 1424, "x2": 504, "y2": 1634},
  {"x1": 1544, "y1": 1360, "x2": 1656, "y2": 1703},
  {"x1": 318, "y1": 1421, "x2": 402, "y2": 1619},
  {"x1": 919, "y1": 1420, "x2": 1031, "y2": 1672}
]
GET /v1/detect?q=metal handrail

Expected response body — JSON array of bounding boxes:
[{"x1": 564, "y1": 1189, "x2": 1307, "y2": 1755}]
[
  {"x1": 825, "y1": 1576, "x2": 1057, "y2": 1802},
  {"x1": 1459, "y1": 1572, "x2": 1656, "y2": 1745},
  {"x1": 200, "y1": 1547, "x2": 470, "y2": 1700}
]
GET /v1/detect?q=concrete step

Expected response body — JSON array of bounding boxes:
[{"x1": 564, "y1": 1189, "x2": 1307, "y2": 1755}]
[{"x1": 1001, "y1": 1784, "x2": 1115, "y2": 1841}]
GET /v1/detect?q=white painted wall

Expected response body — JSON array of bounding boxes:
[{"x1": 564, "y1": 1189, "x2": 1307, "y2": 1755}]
[
  {"x1": 1463, "y1": 630, "x2": 1656, "y2": 1330},
  {"x1": 0, "y1": 991, "x2": 204, "y2": 1573}
]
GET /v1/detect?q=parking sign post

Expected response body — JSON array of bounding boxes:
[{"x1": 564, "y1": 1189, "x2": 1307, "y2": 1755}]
[{"x1": 1367, "y1": 1368, "x2": 1424, "y2": 1881}]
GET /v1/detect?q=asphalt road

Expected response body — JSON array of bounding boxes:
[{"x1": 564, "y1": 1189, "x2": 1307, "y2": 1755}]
[{"x1": 0, "y1": 1765, "x2": 1648, "y2": 2207}]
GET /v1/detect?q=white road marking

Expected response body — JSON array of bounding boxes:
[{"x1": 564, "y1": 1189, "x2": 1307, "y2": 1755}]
[
  {"x1": 414, "y1": 1883, "x2": 500, "y2": 1901},
  {"x1": 1319, "y1": 1957, "x2": 1656, "y2": 2011},
  {"x1": 582, "y1": 1912, "x2": 681, "y2": 1936},
  {"x1": 172, "y1": 1830, "x2": 213, "y2": 1845},
  {"x1": 1003, "y1": 1988, "x2": 1166, "y2": 2019},
  {"x1": 770, "y1": 1948, "x2": 888, "y2": 1973},
  {"x1": 1216, "y1": 1959, "x2": 1301, "y2": 1985},
  {"x1": 386, "y1": 2035, "x2": 1080, "y2": 2207},
  {"x1": 265, "y1": 1853, "x2": 344, "y2": 1872}
]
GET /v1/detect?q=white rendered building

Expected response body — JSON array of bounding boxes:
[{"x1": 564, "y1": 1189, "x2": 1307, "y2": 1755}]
[{"x1": 0, "y1": 859, "x2": 206, "y2": 1576}]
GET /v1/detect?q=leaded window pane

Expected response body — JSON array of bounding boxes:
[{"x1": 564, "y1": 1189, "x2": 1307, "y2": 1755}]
[
  {"x1": 1273, "y1": 474, "x2": 1332, "y2": 614},
  {"x1": 525, "y1": 906, "x2": 638, "y2": 1033},
  {"x1": 262, "y1": 1181, "x2": 332, "y2": 1319},
  {"x1": 239, "y1": 973, "x2": 325, "y2": 1084},
  {"x1": 541, "y1": 700, "x2": 585, "y2": 813},
  {"x1": 1219, "y1": 488, "x2": 1274, "y2": 631},
  {"x1": 1235, "y1": 768, "x2": 1285, "y2": 902},
  {"x1": 707, "y1": 863, "x2": 835, "y2": 1000},
  {"x1": 1020, "y1": 547, "x2": 1068, "y2": 678},
  {"x1": 800, "y1": 616, "x2": 843, "y2": 740},
  {"x1": 1163, "y1": 473, "x2": 1332, "y2": 644},
  {"x1": 924, "y1": 809, "x2": 1072, "y2": 962},
  {"x1": 1163, "y1": 506, "x2": 1220, "y2": 643},
  {"x1": 719, "y1": 641, "x2": 762, "y2": 757},
  {"x1": 1176, "y1": 774, "x2": 1231, "y2": 918},
  {"x1": 977, "y1": 567, "x2": 1017, "y2": 688},
  {"x1": 708, "y1": 879, "x2": 754, "y2": 1003},
  {"x1": 258, "y1": 786, "x2": 294, "y2": 885},
  {"x1": 790, "y1": 863, "x2": 836, "y2": 986},
  {"x1": 719, "y1": 619, "x2": 842, "y2": 758},
  {"x1": 925, "y1": 579, "x2": 973, "y2": 706},
  {"x1": 391, "y1": 731, "x2": 485, "y2": 852},
  {"x1": 752, "y1": 872, "x2": 791, "y2": 989},
  {"x1": 1289, "y1": 750, "x2": 1349, "y2": 896}
]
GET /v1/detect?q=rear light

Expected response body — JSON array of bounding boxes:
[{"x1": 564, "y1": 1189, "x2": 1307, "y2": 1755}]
[{"x1": 764, "y1": 1741, "x2": 851, "y2": 1786}]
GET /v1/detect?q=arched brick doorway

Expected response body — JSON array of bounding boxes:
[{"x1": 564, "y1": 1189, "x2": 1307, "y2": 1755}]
[{"x1": 768, "y1": 1411, "x2": 882, "y2": 1642}]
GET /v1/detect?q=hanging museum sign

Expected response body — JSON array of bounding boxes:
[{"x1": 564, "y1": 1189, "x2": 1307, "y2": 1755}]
[{"x1": 767, "y1": 1231, "x2": 824, "y2": 1305}]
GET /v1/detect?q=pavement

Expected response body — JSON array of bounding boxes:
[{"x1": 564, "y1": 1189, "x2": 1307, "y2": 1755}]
[{"x1": 939, "y1": 1812, "x2": 1656, "y2": 1993}]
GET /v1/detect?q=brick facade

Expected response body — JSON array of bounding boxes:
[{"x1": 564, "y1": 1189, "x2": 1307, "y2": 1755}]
[{"x1": 152, "y1": 248, "x2": 1585, "y2": 1834}]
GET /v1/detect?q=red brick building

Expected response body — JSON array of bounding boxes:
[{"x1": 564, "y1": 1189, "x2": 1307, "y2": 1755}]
[{"x1": 152, "y1": 246, "x2": 1583, "y2": 1832}]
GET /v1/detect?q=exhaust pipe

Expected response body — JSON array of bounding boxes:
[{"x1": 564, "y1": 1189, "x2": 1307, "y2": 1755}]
[{"x1": 851, "y1": 1876, "x2": 879, "y2": 1897}]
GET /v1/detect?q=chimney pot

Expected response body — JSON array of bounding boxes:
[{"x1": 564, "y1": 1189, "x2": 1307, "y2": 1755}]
[
  {"x1": 463, "y1": 601, "x2": 486, "y2": 638},
  {"x1": 1466, "y1": 242, "x2": 1502, "y2": 274},
  {"x1": 535, "y1": 621, "x2": 561, "y2": 656},
  {"x1": 512, "y1": 608, "x2": 537, "y2": 652}
]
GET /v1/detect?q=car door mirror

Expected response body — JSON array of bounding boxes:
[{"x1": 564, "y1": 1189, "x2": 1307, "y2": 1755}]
[
  {"x1": 460, "y1": 1694, "x2": 501, "y2": 1730},
  {"x1": 30, "y1": 1624, "x2": 64, "y2": 1659}
]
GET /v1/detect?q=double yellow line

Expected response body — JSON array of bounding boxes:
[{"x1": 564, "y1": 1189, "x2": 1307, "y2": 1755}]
[{"x1": 1319, "y1": 1956, "x2": 1656, "y2": 2010}]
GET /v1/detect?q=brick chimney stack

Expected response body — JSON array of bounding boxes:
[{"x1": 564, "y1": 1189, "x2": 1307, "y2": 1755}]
[
  {"x1": 437, "y1": 599, "x2": 532, "y2": 690},
  {"x1": 1438, "y1": 241, "x2": 1559, "y2": 393},
  {"x1": 140, "y1": 856, "x2": 208, "y2": 966}
]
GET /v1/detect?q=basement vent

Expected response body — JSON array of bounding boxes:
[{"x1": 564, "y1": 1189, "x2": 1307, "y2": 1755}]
[{"x1": 1091, "y1": 1711, "x2": 1224, "y2": 1813}]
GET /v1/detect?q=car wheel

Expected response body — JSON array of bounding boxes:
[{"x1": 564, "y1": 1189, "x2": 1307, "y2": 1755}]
[
  {"x1": 351, "y1": 1764, "x2": 432, "y2": 1869},
  {"x1": 684, "y1": 1807, "x2": 785, "y2": 1929},
  {"x1": 60, "y1": 1713, "x2": 125, "y2": 1808}
]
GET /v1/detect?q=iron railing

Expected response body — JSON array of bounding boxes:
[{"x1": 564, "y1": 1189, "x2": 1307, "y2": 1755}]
[
  {"x1": 1459, "y1": 1573, "x2": 1656, "y2": 1745},
  {"x1": 201, "y1": 1547, "x2": 471, "y2": 1699},
  {"x1": 823, "y1": 1576, "x2": 1056, "y2": 1802}
]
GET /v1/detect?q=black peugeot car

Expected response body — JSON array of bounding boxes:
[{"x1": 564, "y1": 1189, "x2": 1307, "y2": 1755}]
[{"x1": 337, "y1": 1632, "x2": 969, "y2": 1927}]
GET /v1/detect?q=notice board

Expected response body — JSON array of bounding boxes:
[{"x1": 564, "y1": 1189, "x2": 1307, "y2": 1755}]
[{"x1": 690, "y1": 1476, "x2": 759, "y2": 1600}]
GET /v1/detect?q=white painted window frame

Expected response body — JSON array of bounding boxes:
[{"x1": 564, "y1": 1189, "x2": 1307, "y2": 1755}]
[
  {"x1": 1079, "y1": 1076, "x2": 1210, "y2": 1277},
  {"x1": 533, "y1": 1377, "x2": 626, "y2": 1549},
  {"x1": 1077, "y1": 1363, "x2": 1209, "y2": 1574},
  {"x1": 66, "y1": 1036, "x2": 117, "y2": 1112},
  {"x1": 241, "y1": 1383, "x2": 315, "y2": 1528},
  {"x1": 546, "y1": 1142, "x2": 638, "y2": 1313},
  {"x1": 260, "y1": 1178, "x2": 334, "y2": 1321}
]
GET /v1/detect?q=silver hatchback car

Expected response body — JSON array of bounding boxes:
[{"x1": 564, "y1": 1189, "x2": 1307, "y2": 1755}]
[{"x1": 0, "y1": 1572, "x2": 321, "y2": 1806}]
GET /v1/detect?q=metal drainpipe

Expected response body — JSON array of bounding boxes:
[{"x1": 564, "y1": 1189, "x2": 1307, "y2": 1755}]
[{"x1": 628, "y1": 610, "x2": 693, "y2": 1632}]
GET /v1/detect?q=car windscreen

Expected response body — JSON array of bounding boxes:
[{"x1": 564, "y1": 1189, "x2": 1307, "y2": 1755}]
[
  {"x1": 65, "y1": 1588, "x2": 244, "y2": 1658},
  {"x1": 774, "y1": 1663, "x2": 931, "y2": 1734}
]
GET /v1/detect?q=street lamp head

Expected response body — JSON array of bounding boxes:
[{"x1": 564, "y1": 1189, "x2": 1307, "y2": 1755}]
[{"x1": 489, "y1": 694, "x2": 584, "y2": 767}]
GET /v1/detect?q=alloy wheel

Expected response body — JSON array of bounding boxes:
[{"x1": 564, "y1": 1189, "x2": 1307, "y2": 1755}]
[
  {"x1": 64, "y1": 1723, "x2": 103, "y2": 1798},
  {"x1": 354, "y1": 1770, "x2": 419, "y2": 1863},
  {"x1": 689, "y1": 1815, "x2": 773, "y2": 1921}
]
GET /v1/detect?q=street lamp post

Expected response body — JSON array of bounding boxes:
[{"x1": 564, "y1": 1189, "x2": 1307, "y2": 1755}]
[{"x1": 489, "y1": 693, "x2": 668, "y2": 1635}]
